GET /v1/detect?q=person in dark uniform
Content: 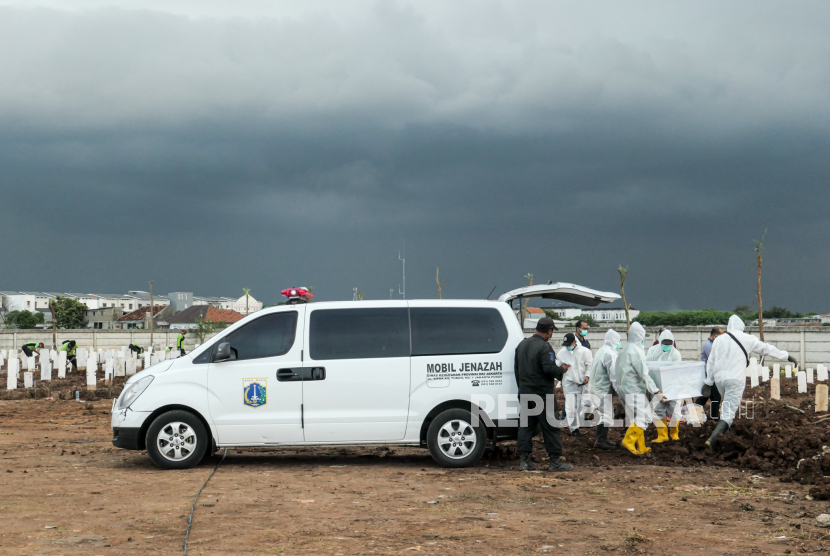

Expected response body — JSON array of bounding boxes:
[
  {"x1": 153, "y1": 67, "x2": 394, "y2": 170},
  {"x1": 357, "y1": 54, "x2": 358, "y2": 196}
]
[
  {"x1": 515, "y1": 317, "x2": 573, "y2": 472},
  {"x1": 575, "y1": 319, "x2": 591, "y2": 349},
  {"x1": 21, "y1": 342, "x2": 44, "y2": 357}
]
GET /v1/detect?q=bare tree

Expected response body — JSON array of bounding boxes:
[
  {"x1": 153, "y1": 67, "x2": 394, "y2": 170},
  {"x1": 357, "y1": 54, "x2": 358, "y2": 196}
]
[
  {"x1": 149, "y1": 281, "x2": 154, "y2": 350},
  {"x1": 617, "y1": 265, "x2": 632, "y2": 330},
  {"x1": 48, "y1": 299, "x2": 57, "y2": 349},
  {"x1": 436, "y1": 267, "x2": 446, "y2": 299},
  {"x1": 752, "y1": 230, "x2": 767, "y2": 341}
]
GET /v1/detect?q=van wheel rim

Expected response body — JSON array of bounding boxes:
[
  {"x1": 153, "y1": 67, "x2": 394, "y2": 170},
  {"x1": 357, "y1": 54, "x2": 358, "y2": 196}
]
[
  {"x1": 437, "y1": 419, "x2": 477, "y2": 459},
  {"x1": 157, "y1": 422, "x2": 197, "y2": 462}
]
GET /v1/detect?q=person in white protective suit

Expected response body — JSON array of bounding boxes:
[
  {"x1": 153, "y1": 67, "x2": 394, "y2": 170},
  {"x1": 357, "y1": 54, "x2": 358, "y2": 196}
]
[
  {"x1": 615, "y1": 322, "x2": 667, "y2": 456},
  {"x1": 645, "y1": 329, "x2": 683, "y2": 443},
  {"x1": 557, "y1": 332, "x2": 592, "y2": 437},
  {"x1": 704, "y1": 315, "x2": 796, "y2": 453},
  {"x1": 587, "y1": 329, "x2": 622, "y2": 450}
]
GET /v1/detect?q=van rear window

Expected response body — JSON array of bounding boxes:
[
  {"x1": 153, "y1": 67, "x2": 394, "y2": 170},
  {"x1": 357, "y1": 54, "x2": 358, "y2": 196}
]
[
  {"x1": 411, "y1": 307, "x2": 507, "y2": 356},
  {"x1": 309, "y1": 308, "x2": 410, "y2": 360}
]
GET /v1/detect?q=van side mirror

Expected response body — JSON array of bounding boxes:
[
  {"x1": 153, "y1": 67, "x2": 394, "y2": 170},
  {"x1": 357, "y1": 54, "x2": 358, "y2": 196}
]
[{"x1": 213, "y1": 342, "x2": 231, "y2": 362}]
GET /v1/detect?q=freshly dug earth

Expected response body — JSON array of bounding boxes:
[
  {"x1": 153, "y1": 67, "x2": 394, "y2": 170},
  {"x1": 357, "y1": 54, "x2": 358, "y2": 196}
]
[
  {"x1": 0, "y1": 365, "x2": 127, "y2": 401},
  {"x1": 552, "y1": 379, "x2": 830, "y2": 484},
  {"x1": 2, "y1": 400, "x2": 830, "y2": 555}
]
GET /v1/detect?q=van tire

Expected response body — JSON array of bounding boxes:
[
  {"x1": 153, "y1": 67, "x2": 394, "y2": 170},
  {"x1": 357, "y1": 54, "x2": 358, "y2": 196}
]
[
  {"x1": 427, "y1": 409, "x2": 487, "y2": 468},
  {"x1": 146, "y1": 410, "x2": 208, "y2": 470}
]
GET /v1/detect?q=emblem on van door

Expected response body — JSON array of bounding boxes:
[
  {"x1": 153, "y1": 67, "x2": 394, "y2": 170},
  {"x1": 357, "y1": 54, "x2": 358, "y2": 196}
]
[{"x1": 243, "y1": 378, "x2": 267, "y2": 408}]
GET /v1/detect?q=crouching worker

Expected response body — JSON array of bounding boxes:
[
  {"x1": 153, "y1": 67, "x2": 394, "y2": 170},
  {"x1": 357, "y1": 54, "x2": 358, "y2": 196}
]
[
  {"x1": 515, "y1": 317, "x2": 573, "y2": 472},
  {"x1": 60, "y1": 340, "x2": 78, "y2": 370},
  {"x1": 21, "y1": 342, "x2": 44, "y2": 358},
  {"x1": 704, "y1": 315, "x2": 796, "y2": 454},
  {"x1": 588, "y1": 329, "x2": 622, "y2": 449},
  {"x1": 615, "y1": 323, "x2": 668, "y2": 456},
  {"x1": 128, "y1": 343, "x2": 144, "y2": 355},
  {"x1": 646, "y1": 329, "x2": 682, "y2": 443}
]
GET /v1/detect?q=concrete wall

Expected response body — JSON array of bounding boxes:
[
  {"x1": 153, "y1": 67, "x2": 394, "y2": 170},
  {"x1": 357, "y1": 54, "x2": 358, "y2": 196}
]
[
  {"x1": 532, "y1": 325, "x2": 830, "y2": 367},
  {"x1": 0, "y1": 329, "x2": 219, "y2": 353}
]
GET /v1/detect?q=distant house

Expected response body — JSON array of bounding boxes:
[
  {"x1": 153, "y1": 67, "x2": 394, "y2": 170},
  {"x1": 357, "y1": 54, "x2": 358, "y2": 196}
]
[
  {"x1": 115, "y1": 305, "x2": 165, "y2": 329},
  {"x1": 164, "y1": 305, "x2": 245, "y2": 330},
  {"x1": 84, "y1": 307, "x2": 125, "y2": 329}
]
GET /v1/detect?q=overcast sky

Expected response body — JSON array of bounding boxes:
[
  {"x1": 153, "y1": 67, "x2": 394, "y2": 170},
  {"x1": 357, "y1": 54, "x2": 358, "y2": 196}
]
[{"x1": 1, "y1": 1, "x2": 828, "y2": 311}]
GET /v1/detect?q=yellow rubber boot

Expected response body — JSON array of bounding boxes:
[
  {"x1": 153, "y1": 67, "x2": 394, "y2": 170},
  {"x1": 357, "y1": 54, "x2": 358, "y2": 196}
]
[
  {"x1": 651, "y1": 419, "x2": 670, "y2": 444},
  {"x1": 637, "y1": 430, "x2": 651, "y2": 454},
  {"x1": 621, "y1": 424, "x2": 644, "y2": 456},
  {"x1": 669, "y1": 422, "x2": 680, "y2": 441}
]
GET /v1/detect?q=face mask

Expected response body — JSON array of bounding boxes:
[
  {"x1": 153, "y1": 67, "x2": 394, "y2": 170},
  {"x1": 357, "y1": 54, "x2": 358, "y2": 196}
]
[
  {"x1": 579, "y1": 329, "x2": 588, "y2": 337},
  {"x1": 566, "y1": 345, "x2": 575, "y2": 352},
  {"x1": 616, "y1": 342, "x2": 622, "y2": 350},
  {"x1": 661, "y1": 344, "x2": 672, "y2": 353},
  {"x1": 641, "y1": 340, "x2": 645, "y2": 346}
]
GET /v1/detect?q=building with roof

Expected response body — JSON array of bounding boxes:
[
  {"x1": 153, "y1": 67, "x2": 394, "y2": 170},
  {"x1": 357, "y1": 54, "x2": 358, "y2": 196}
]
[
  {"x1": 233, "y1": 294, "x2": 263, "y2": 315},
  {"x1": 165, "y1": 305, "x2": 245, "y2": 330},
  {"x1": 84, "y1": 306, "x2": 125, "y2": 329},
  {"x1": 547, "y1": 305, "x2": 639, "y2": 322},
  {"x1": 192, "y1": 296, "x2": 236, "y2": 310},
  {"x1": 115, "y1": 305, "x2": 166, "y2": 329}
]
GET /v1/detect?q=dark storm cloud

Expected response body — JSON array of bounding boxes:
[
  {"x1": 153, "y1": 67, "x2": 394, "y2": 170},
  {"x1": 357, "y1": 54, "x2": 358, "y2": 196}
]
[{"x1": 1, "y1": 1, "x2": 829, "y2": 311}]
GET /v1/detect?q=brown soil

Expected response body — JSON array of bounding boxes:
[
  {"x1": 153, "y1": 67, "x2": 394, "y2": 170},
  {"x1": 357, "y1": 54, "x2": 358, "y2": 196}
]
[{"x1": 2, "y1": 389, "x2": 830, "y2": 555}]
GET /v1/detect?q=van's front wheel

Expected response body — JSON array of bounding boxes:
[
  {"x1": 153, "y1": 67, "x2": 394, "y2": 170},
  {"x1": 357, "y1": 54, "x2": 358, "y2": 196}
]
[
  {"x1": 146, "y1": 410, "x2": 208, "y2": 470},
  {"x1": 427, "y1": 409, "x2": 487, "y2": 468}
]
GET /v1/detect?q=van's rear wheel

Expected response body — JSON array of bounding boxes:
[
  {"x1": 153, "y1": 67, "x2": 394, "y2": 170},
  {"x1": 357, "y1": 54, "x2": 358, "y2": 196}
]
[
  {"x1": 427, "y1": 409, "x2": 487, "y2": 468},
  {"x1": 146, "y1": 410, "x2": 207, "y2": 470}
]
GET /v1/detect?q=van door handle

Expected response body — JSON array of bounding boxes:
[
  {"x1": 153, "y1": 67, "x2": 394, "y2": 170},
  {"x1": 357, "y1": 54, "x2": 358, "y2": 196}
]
[
  {"x1": 277, "y1": 368, "x2": 302, "y2": 382},
  {"x1": 301, "y1": 367, "x2": 326, "y2": 381}
]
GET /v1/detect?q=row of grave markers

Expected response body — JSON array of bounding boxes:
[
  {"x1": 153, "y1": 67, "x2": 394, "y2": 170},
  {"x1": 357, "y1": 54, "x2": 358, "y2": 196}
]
[
  {"x1": 743, "y1": 358, "x2": 830, "y2": 390},
  {"x1": 1, "y1": 345, "x2": 197, "y2": 391}
]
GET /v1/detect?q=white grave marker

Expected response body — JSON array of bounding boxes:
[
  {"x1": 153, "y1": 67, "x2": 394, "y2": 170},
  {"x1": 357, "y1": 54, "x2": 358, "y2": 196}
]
[
  {"x1": 151, "y1": 354, "x2": 160, "y2": 366},
  {"x1": 749, "y1": 357, "x2": 759, "y2": 388},
  {"x1": 7, "y1": 360, "x2": 18, "y2": 390},
  {"x1": 115, "y1": 357, "x2": 126, "y2": 377},
  {"x1": 785, "y1": 364, "x2": 793, "y2": 378},
  {"x1": 760, "y1": 366, "x2": 769, "y2": 382},
  {"x1": 27, "y1": 356, "x2": 36, "y2": 370},
  {"x1": 797, "y1": 371, "x2": 808, "y2": 393},
  {"x1": 144, "y1": 352, "x2": 152, "y2": 369},
  {"x1": 41, "y1": 365, "x2": 51, "y2": 381},
  {"x1": 86, "y1": 367, "x2": 96, "y2": 390},
  {"x1": 817, "y1": 365, "x2": 828, "y2": 382},
  {"x1": 58, "y1": 362, "x2": 66, "y2": 379},
  {"x1": 808, "y1": 368, "x2": 814, "y2": 383},
  {"x1": 23, "y1": 372, "x2": 33, "y2": 388},
  {"x1": 126, "y1": 358, "x2": 136, "y2": 376},
  {"x1": 58, "y1": 351, "x2": 67, "y2": 371},
  {"x1": 77, "y1": 349, "x2": 87, "y2": 371},
  {"x1": 774, "y1": 363, "x2": 780, "y2": 378}
]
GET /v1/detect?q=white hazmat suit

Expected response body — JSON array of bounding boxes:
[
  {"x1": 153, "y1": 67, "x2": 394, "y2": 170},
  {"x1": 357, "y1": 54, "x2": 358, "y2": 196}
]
[
  {"x1": 588, "y1": 329, "x2": 621, "y2": 427},
  {"x1": 646, "y1": 329, "x2": 682, "y2": 425},
  {"x1": 558, "y1": 341, "x2": 593, "y2": 432},
  {"x1": 705, "y1": 315, "x2": 788, "y2": 426}
]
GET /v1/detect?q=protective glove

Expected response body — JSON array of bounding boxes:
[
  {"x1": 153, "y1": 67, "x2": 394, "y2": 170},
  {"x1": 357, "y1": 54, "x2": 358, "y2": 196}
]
[
  {"x1": 653, "y1": 391, "x2": 668, "y2": 403},
  {"x1": 701, "y1": 384, "x2": 711, "y2": 398},
  {"x1": 787, "y1": 355, "x2": 798, "y2": 367}
]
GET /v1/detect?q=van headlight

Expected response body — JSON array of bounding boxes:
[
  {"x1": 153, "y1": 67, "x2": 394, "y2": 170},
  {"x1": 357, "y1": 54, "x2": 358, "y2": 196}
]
[{"x1": 118, "y1": 375, "x2": 154, "y2": 410}]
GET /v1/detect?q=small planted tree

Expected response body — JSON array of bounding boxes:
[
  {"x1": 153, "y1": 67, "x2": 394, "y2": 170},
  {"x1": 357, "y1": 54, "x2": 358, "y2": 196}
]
[
  {"x1": 195, "y1": 314, "x2": 226, "y2": 344},
  {"x1": 436, "y1": 267, "x2": 446, "y2": 299},
  {"x1": 617, "y1": 265, "x2": 632, "y2": 330},
  {"x1": 752, "y1": 230, "x2": 767, "y2": 340}
]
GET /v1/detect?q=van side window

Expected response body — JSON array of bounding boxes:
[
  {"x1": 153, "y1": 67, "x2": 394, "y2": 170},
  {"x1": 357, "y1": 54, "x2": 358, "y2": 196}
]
[
  {"x1": 411, "y1": 307, "x2": 508, "y2": 356},
  {"x1": 220, "y1": 312, "x2": 298, "y2": 361},
  {"x1": 309, "y1": 308, "x2": 409, "y2": 360}
]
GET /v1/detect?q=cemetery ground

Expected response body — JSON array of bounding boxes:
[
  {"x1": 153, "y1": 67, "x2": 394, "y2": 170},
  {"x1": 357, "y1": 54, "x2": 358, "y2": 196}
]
[{"x1": 2, "y1": 397, "x2": 830, "y2": 555}]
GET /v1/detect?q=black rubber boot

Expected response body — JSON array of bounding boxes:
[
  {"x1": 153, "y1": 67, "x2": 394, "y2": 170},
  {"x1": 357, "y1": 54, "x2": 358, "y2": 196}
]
[
  {"x1": 518, "y1": 452, "x2": 537, "y2": 471},
  {"x1": 705, "y1": 420, "x2": 729, "y2": 454},
  {"x1": 570, "y1": 429, "x2": 582, "y2": 437},
  {"x1": 548, "y1": 458, "x2": 573, "y2": 472},
  {"x1": 594, "y1": 424, "x2": 616, "y2": 450}
]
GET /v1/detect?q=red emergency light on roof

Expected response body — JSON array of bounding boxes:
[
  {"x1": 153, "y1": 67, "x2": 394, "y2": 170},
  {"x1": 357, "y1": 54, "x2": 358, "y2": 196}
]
[{"x1": 281, "y1": 287, "x2": 313, "y2": 301}]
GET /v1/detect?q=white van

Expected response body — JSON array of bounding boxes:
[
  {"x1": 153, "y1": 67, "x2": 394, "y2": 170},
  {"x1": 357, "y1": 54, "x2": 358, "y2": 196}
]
[{"x1": 111, "y1": 283, "x2": 619, "y2": 469}]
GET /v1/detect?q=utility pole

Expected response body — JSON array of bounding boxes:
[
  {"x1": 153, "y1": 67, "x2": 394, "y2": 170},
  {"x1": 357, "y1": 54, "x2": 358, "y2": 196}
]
[
  {"x1": 49, "y1": 299, "x2": 57, "y2": 350},
  {"x1": 149, "y1": 281, "x2": 154, "y2": 351},
  {"x1": 398, "y1": 241, "x2": 406, "y2": 299}
]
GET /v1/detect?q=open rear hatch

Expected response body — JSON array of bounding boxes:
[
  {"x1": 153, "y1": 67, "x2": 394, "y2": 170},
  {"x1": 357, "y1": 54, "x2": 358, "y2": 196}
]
[{"x1": 498, "y1": 282, "x2": 620, "y2": 307}]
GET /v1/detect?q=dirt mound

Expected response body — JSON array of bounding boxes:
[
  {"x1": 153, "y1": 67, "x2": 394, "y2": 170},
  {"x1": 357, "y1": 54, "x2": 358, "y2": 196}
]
[
  {"x1": 511, "y1": 380, "x2": 830, "y2": 481},
  {"x1": 0, "y1": 366, "x2": 127, "y2": 401}
]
